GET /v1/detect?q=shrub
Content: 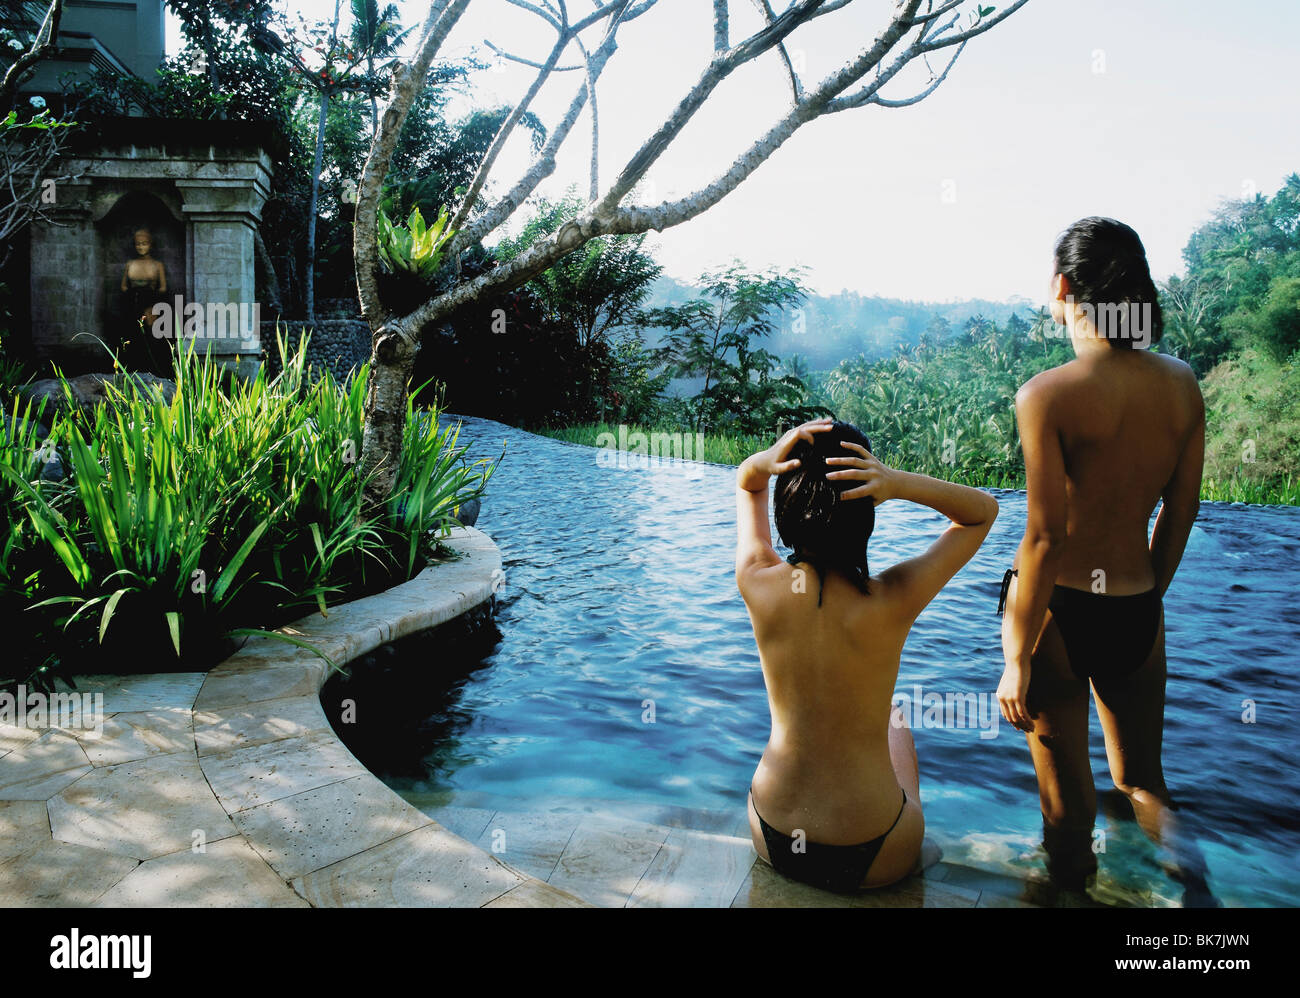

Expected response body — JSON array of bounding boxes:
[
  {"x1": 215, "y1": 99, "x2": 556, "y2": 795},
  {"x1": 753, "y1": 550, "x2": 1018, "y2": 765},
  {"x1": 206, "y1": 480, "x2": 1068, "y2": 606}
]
[{"x1": 0, "y1": 334, "x2": 493, "y2": 691}]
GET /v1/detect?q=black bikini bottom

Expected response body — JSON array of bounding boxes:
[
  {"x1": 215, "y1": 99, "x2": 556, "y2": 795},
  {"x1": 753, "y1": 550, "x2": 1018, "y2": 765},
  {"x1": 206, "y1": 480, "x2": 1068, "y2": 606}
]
[
  {"x1": 751, "y1": 786, "x2": 908, "y2": 894},
  {"x1": 998, "y1": 569, "x2": 1162, "y2": 682}
]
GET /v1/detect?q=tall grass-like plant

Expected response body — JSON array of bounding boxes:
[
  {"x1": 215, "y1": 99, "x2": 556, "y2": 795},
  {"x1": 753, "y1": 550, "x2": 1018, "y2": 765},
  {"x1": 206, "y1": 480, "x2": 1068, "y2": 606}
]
[{"x1": 0, "y1": 334, "x2": 493, "y2": 692}]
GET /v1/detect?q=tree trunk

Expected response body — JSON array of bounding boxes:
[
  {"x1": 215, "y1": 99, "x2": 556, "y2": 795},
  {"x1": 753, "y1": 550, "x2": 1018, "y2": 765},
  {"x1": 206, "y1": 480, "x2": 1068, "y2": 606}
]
[
  {"x1": 253, "y1": 229, "x2": 282, "y2": 314},
  {"x1": 304, "y1": 88, "x2": 329, "y2": 325},
  {"x1": 367, "y1": 53, "x2": 379, "y2": 136}
]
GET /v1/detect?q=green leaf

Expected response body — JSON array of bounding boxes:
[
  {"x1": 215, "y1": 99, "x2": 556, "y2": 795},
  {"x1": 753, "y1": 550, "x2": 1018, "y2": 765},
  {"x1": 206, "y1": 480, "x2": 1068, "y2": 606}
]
[
  {"x1": 164, "y1": 611, "x2": 181, "y2": 657},
  {"x1": 99, "y1": 588, "x2": 129, "y2": 643},
  {"x1": 210, "y1": 519, "x2": 270, "y2": 602}
]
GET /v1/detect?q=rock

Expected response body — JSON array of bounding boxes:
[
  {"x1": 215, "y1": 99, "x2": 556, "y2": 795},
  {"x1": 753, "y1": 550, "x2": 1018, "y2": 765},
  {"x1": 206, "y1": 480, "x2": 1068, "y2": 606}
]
[
  {"x1": 12, "y1": 378, "x2": 67, "y2": 419},
  {"x1": 0, "y1": 406, "x2": 50, "y2": 445},
  {"x1": 40, "y1": 458, "x2": 66, "y2": 482},
  {"x1": 16, "y1": 372, "x2": 177, "y2": 418},
  {"x1": 455, "y1": 497, "x2": 481, "y2": 527}
]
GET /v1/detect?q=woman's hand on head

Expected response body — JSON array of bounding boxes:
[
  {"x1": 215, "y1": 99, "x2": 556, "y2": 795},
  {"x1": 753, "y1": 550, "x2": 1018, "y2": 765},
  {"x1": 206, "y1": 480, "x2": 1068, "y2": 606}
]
[
  {"x1": 825, "y1": 442, "x2": 899, "y2": 504},
  {"x1": 756, "y1": 417, "x2": 835, "y2": 477}
]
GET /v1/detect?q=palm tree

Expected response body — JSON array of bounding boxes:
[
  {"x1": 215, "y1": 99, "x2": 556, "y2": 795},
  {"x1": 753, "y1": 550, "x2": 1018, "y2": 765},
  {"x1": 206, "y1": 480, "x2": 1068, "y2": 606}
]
[{"x1": 349, "y1": 0, "x2": 410, "y2": 135}]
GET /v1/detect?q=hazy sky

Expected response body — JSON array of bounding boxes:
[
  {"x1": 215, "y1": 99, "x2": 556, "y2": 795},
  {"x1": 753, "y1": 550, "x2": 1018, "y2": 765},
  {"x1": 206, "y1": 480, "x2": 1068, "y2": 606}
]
[{"x1": 169, "y1": 1, "x2": 1300, "y2": 303}]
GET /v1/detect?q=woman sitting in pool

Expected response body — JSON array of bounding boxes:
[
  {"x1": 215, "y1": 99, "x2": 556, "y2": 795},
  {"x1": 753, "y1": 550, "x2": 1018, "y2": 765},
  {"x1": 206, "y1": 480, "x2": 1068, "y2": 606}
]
[
  {"x1": 998, "y1": 217, "x2": 1211, "y2": 900},
  {"x1": 737, "y1": 418, "x2": 998, "y2": 892}
]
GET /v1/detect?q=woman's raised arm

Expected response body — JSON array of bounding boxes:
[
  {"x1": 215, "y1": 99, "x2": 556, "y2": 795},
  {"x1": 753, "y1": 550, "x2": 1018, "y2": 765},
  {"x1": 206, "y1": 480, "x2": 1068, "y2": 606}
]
[{"x1": 828, "y1": 445, "x2": 998, "y2": 619}]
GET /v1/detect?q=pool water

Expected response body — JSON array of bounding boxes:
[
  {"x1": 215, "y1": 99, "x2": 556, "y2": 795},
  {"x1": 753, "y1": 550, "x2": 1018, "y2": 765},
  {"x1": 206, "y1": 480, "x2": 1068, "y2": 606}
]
[{"x1": 356, "y1": 415, "x2": 1300, "y2": 907}]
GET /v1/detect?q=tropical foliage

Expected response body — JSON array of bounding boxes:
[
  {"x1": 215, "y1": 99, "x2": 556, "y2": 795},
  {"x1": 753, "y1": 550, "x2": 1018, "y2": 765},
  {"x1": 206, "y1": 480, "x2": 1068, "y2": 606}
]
[{"x1": 0, "y1": 335, "x2": 492, "y2": 691}]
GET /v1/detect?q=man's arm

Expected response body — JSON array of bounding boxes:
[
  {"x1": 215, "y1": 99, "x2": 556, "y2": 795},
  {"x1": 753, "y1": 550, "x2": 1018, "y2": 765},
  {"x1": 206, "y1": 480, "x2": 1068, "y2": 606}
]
[
  {"x1": 1000, "y1": 377, "x2": 1067, "y2": 729},
  {"x1": 1151, "y1": 374, "x2": 1204, "y2": 596}
]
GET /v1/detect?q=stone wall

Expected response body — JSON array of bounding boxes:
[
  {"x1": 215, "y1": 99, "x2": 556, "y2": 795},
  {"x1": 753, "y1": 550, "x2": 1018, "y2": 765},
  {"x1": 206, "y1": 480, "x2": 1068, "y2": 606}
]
[{"x1": 261, "y1": 320, "x2": 372, "y2": 384}]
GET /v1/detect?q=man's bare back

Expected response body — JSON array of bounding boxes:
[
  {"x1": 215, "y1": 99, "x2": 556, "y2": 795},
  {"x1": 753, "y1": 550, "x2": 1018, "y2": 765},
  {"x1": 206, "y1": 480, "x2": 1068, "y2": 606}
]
[{"x1": 1015, "y1": 348, "x2": 1203, "y2": 594}]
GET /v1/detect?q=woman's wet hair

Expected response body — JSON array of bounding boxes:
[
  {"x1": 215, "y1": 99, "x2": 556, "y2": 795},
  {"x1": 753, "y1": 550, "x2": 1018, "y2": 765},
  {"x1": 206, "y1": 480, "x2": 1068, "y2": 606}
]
[
  {"x1": 774, "y1": 420, "x2": 875, "y2": 606},
  {"x1": 1053, "y1": 216, "x2": 1163, "y2": 348}
]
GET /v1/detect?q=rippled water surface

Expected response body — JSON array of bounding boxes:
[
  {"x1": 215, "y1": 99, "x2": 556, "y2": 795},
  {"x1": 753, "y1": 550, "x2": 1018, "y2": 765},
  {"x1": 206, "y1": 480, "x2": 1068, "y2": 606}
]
[{"x1": 366, "y1": 415, "x2": 1300, "y2": 906}]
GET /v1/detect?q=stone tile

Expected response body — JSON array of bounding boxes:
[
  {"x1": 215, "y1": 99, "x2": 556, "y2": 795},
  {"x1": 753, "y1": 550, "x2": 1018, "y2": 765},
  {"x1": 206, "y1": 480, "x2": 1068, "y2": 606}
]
[
  {"x1": 76, "y1": 708, "x2": 193, "y2": 766},
  {"x1": 193, "y1": 656, "x2": 323, "y2": 711},
  {"x1": 471, "y1": 810, "x2": 583, "y2": 883},
  {"x1": 0, "y1": 800, "x2": 52, "y2": 861},
  {"x1": 730, "y1": 858, "x2": 857, "y2": 908},
  {"x1": 731, "y1": 850, "x2": 982, "y2": 909},
  {"x1": 93, "y1": 836, "x2": 309, "y2": 908},
  {"x1": 484, "y1": 878, "x2": 595, "y2": 908},
  {"x1": 546, "y1": 815, "x2": 671, "y2": 908},
  {"x1": 57, "y1": 673, "x2": 205, "y2": 712},
  {"x1": 192, "y1": 695, "x2": 331, "y2": 756},
  {"x1": 48, "y1": 751, "x2": 237, "y2": 860},
  {"x1": 0, "y1": 722, "x2": 43, "y2": 757},
  {"x1": 291, "y1": 823, "x2": 525, "y2": 907},
  {"x1": 604, "y1": 800, "x2": 751, "y2": 837},
  {"x1": 0, "y1": 840, "x2": 138, "y2": 906},
  {"x1": 199, "y1": 730, "x2": 368, "y2": 812},
  {"x1": 977, "y1": 893, "x2": 1038, "y2": 908},
  {"x1": 924, "y1": 860, "x2": 956, "y2": 881},
  {"x1": 0, "y1": 729, "x2": 92, "y2": 800},
  {"x1": 940, "y1": 862, "x2": 1040, "y2": 906},
  {"x1": 423, "y1": 805, "x2": 497, "y2": 844},
  {"x1": 627, "y1": 828, "x2": 756, "y2": 908},
  {"x1": 851, "y1": 875, "x2": 980, "y2": 908},
  {"x1": 233, "y1": 774, "x2": 431, "y2": 879},
  {"x1": 287, "y1": 606, "x2": 394, "y2": 665}
]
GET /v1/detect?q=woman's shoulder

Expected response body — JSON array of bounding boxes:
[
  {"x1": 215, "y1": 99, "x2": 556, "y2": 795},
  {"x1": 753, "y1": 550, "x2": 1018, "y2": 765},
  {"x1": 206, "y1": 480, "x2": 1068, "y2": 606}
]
[{"x1": 1014, "y1": 361, "x2": 1082, "y2": 412}]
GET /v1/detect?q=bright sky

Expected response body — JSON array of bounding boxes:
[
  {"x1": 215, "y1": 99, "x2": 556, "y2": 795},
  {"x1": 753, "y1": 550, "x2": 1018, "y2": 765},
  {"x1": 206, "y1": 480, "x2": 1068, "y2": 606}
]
[{"x1": 168, "y1": 1, "x2": 1300, "y2": 303}]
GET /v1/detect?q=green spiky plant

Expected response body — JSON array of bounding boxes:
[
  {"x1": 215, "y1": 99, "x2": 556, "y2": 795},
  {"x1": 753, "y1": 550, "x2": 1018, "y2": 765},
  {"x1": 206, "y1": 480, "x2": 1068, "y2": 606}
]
[{"x1": 0, "y1": 332, "x2": 494, "y2": 693}]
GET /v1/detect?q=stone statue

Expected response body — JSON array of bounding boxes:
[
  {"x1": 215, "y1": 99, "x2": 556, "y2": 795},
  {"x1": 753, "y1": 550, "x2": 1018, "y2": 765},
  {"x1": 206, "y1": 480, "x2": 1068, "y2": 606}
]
[{"x1": 118, "y1": 227, "x2": 167, "y2": 371}]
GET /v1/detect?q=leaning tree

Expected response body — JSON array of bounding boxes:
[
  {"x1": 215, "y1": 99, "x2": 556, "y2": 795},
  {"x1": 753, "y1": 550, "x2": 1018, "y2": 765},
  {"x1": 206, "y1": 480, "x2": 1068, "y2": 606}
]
[{"x1": 352, "y1": 0, "x2": 1029, "y2": 506}]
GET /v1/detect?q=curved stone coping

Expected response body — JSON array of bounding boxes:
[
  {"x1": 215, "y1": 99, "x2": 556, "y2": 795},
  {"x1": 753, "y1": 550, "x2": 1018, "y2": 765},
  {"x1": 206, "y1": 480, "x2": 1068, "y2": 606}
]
[{"x1": 0, "y1": 527, "x2": 591, "y2": 908}]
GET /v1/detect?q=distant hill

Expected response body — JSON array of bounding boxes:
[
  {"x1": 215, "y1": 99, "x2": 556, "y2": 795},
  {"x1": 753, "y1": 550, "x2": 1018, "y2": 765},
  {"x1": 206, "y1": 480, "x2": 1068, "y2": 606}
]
[{"x1": 640, "y1": 274, "x2": 1038, "y2": 372}]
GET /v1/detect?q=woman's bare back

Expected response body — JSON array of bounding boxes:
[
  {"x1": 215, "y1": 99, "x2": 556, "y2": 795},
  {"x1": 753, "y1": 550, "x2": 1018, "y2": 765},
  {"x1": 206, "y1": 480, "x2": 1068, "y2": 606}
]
[
  {"x1": 740, "y1": 562, "x2": 912, "y2": 843},
  {"x1": 1019, "y1": 349, "x2": 1203, "y2": 593}
]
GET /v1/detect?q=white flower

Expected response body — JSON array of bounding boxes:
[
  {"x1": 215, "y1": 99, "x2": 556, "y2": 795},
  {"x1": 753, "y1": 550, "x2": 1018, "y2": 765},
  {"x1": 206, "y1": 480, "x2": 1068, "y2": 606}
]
[
  {"x1": 6, "y1": 39, "x2": 24, "y2": 51},
  {"x1": 28, "y1": 95, "x2": 46, "y2": 109}
]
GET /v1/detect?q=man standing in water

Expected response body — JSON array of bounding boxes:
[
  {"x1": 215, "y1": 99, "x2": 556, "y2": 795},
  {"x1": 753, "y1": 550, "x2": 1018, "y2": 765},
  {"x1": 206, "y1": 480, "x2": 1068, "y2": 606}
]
[{"x1": 999, "y1": 216, "x2": 1218, "y2": 906}]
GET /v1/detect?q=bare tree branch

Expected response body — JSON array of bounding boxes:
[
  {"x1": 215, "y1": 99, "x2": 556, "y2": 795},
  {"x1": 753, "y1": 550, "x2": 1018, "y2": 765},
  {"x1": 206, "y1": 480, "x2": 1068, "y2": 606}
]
[
  {"x1": 713, "y1": 0, "x2": 729, "y2": 52},
  {"x1": 750, "y1": 0, "x2": 802, "y2": 102},
  {"x1": 446, "y1": 18, "x2": 583, "y2": 239},
  {"x1": 918, "y1": 0, "x2": 1030, "y2": 52},
  {"x1": 864, "y1": 41, "x2": 965, "y2": 108},
  {"x1": 504, "y1": 0, "x2": 561, "y2": 31},
  {"x1": 354, "y1": 0, "x2": 469, "y2": 333},
  {"x1": 449, "y1": 2, "x2": 639, "y2": 254},
  {"x1": 908, "y1": 0, "x2": 964, "y2": 26},
  {"x1": 1, "y1": 0, "x2": 66, "y2": 114},
  {"x1": 593, "y1": 0, "x2": 829, "y2": 218},
  {"x1": 574, "y1": 36, "x2": 601, "y2": 200},
  {"x1": 483, "y1": 40, "x2": 583, "y2": 72}
]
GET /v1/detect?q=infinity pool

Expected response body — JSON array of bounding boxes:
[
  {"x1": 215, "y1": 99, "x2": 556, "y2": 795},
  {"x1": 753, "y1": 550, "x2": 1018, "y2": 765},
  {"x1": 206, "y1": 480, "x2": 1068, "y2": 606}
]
[{"x1": 343, "y1": 414, "x2": 1300, "y2": 907}]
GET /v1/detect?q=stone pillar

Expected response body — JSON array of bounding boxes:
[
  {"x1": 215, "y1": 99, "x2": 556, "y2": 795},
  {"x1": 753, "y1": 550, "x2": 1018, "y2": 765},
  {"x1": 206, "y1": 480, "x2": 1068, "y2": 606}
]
[
  {"x1": 176, "y1": 174, "x2": 271, "y2": 368},
  {"x1": 28, "y1": 178, "x2": 99, "y2": 363}
]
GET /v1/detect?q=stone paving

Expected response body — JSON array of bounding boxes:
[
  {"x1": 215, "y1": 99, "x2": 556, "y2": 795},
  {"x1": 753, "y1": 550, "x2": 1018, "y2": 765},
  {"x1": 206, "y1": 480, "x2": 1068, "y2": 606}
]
[
  {"x1": 0, "y1": 527, "x2": 585, "y2": 908},
  {"x1": 413, "y1": 790, "x2": 1054, "y2": 909}
]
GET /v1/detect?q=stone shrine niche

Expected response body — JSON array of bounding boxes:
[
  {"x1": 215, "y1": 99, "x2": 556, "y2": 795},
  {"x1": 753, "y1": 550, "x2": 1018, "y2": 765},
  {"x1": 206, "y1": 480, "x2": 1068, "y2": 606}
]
[
  {"x1": 95, "y1": 190, "x2": 185, "y2": 372},
  {"x1": 23, "y1": 118, "x2": 273, "y2": 375}
]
